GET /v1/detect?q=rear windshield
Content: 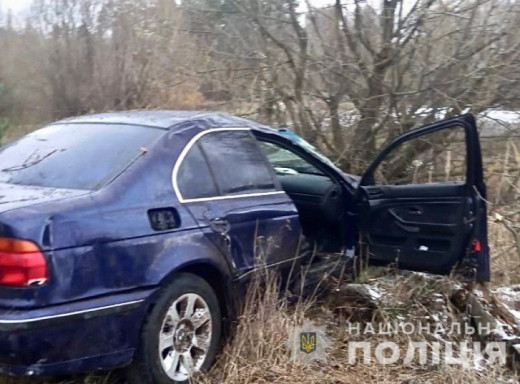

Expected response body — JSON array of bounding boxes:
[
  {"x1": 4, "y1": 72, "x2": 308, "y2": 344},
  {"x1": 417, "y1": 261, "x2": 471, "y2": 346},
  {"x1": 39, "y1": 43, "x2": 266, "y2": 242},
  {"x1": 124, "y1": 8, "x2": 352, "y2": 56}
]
[{"x1": 0, "y1": 123, "x2": 164, "y2": 190}]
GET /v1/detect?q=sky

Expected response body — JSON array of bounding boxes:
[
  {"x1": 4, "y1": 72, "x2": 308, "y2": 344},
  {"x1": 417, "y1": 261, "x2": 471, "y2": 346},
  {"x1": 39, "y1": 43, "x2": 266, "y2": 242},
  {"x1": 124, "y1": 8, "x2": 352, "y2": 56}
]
[
  {"x1": 1, "y1": 0, "x2": 33, "y2": 13},
  {"x1": 1, "y1": 0, "x2": 335, "y2": 14}
]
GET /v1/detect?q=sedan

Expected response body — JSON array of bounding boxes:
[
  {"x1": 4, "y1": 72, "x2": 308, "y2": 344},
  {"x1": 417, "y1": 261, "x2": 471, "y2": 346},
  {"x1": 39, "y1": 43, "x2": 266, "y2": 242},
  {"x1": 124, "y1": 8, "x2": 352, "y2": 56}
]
[{"x1": 0, "y1": 111, "x2": 489, "y2": 383}]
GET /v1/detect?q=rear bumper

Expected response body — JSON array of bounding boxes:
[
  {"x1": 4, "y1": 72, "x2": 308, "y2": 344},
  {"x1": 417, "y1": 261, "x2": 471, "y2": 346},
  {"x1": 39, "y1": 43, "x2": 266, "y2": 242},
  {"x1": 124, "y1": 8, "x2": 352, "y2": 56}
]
[{"x1": 0, "y1": 289, "x2": 154, "y2": 376}]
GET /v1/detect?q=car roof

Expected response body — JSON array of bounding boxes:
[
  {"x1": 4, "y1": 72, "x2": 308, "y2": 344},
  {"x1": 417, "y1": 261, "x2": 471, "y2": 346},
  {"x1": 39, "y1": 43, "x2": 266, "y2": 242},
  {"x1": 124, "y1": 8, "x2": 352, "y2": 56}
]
[
  {"x1": 52, "y1": 110, "x2": 271, "y2": 131},
  {"x1": 49, "y1": 110, "x2": 351, "y2": 184}
]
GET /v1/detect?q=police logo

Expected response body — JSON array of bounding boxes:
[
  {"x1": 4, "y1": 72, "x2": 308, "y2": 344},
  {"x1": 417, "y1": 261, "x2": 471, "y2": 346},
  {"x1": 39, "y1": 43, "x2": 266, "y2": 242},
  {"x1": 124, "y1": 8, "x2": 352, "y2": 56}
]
[
  {"x1": 300, "y1": 332, "x2": 316, "y2": 354},
  {"x1": 286, "y1": 319, "x2": 331, "y2": 365}
]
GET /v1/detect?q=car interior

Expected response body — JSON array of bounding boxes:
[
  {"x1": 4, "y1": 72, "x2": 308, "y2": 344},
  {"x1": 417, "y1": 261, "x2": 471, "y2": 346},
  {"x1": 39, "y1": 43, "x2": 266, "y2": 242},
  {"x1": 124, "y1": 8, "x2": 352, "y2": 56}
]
[{"x1": 257, "y1": 140, "x2": 346, "y2": 253}]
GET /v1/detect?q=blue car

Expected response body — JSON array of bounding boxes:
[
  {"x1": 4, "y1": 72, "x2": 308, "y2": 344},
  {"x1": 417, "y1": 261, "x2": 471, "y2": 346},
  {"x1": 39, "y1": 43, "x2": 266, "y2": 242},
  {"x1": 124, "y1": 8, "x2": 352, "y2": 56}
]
[{"x1": 0, "y1": 111, "x2": 488, "y2": 383}]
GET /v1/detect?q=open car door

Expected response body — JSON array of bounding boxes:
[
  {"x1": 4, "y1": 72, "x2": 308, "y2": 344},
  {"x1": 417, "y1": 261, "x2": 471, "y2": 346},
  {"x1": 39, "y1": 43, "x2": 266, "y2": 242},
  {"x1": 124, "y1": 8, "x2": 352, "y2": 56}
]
[{"x1": 356, "y1": 114, "x2": 490, "y2": 281}]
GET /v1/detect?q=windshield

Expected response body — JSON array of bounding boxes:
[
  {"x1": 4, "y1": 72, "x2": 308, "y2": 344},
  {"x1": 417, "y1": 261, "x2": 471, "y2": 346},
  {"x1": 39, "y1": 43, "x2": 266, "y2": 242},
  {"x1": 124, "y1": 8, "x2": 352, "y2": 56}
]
[
  {"x1": 259, "y1": 141, "x2": 324, "y2": 176},
  {"x1": 278, "y1": 128, "x2": 337, "y2": 169},
  {"x1": 0, "y1": 123, "x2": 164, "y2": 190}
]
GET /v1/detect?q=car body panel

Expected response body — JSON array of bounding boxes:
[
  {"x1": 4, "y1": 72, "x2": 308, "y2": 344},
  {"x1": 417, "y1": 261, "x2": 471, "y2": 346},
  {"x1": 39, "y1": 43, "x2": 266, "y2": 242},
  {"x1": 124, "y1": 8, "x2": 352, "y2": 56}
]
[{"x1": 183, "y1": 194, "x2": 301, "y2": 275}]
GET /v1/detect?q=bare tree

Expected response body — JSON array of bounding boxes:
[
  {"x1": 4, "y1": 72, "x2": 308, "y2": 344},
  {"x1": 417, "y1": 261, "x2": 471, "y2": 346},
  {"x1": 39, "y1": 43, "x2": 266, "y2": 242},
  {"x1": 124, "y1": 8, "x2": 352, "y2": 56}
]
[
  {"x1": 221, "y1": 0, "x2": 520, "y2": 172},
  {"x1": 1, "y1": 0, "x2": 520, "y2": 176}
]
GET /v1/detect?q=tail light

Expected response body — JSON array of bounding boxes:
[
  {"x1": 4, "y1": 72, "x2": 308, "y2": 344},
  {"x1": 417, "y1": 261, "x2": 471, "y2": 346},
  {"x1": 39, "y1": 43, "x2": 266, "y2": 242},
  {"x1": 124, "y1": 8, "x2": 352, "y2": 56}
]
[{"x1": 0, "y1": 238, "x2": 49, "y2": 287}]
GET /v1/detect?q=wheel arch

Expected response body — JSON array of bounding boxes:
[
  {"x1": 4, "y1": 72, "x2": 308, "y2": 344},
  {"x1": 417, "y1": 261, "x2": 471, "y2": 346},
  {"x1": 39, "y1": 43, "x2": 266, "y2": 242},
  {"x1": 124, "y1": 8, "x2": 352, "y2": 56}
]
[
  {"x1": 173, "y1": 262, "x2": 233, "y2": 322},
  {"x1": 144, "y1": 261, "x2": 234, "y2": 328}
]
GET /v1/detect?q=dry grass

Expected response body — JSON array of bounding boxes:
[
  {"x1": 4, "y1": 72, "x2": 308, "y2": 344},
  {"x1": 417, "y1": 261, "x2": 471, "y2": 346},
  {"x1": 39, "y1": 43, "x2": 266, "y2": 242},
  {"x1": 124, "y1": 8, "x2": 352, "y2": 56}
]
[
  {"x1": 489, "y1": 217, "x2": 520, "y2": 287},
  {"x1": 193, "y1": 268, "x2": 517, "y2": 384}
]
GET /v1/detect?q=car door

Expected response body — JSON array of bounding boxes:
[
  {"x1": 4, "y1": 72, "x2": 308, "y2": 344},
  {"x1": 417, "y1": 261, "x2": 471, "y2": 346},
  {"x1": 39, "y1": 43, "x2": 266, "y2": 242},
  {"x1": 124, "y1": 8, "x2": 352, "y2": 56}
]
[
  {"x1": 173, "y1": 128, "x2": 302, "y2": 277},
  {"x1": 355, "y1": 114, "x2": 490, "y2": 281}
]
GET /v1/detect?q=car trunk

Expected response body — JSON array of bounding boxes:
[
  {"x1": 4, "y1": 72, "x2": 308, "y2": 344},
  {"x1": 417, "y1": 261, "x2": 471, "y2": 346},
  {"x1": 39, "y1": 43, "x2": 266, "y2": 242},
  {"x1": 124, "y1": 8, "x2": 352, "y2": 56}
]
[
  {"x1": 0, "y1": 182, "x2": 88, "y2": 214},
  {"x1": 0, "y1": 183, "x2": 89, "y2": 307}
]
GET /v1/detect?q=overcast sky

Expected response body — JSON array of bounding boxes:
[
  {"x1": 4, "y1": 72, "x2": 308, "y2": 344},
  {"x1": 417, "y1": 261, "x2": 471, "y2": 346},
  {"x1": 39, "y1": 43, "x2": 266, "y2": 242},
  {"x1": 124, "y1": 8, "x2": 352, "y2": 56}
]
[
  {"x1": 1, "y1": 0, "x2": 32, "y2": 13},
  {"x1": 1, "y1": 0, "x2": 335, "y2": 14}
]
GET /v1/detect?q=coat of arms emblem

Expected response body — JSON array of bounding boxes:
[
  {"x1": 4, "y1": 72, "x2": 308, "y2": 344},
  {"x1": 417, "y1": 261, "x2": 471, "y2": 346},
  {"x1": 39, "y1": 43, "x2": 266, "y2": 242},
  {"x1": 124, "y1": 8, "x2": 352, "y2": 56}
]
[
  {"x1": 286, "y1": 319, "x2": 331, "y2": 365},
  {"x1": 300, "y1": 332, "x2": 316, "y2": 354}
]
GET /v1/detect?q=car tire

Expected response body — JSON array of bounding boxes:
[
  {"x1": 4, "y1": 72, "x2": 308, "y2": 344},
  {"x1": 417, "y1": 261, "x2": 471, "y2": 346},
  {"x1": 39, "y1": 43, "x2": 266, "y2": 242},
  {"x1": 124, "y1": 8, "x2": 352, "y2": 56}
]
[{"x1": 127, "y1": 273, "x2": 221, "y2": 384}]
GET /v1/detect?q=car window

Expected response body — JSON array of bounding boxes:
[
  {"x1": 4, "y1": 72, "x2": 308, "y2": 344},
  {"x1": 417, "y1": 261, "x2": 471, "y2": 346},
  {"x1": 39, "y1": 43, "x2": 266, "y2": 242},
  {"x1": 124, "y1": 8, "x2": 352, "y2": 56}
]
[
  {"x1": 278, "y1": 128, "x2": 337, "y2": 169},
  {"x1": 0, "y1": 123, "x2": 164, "y2": 190},
  {"x1": 258, "y1": 141, "x2": 324, "y2": 176},
  {"x1": 374, "y1": 125, "x2": 467, "y2": 185},
  {"x1": 177, "y1": 144, "x2": 219, "y2": 199},
  {"x1": 197, "y1": 130, "x2": 277, "y2": 195}
]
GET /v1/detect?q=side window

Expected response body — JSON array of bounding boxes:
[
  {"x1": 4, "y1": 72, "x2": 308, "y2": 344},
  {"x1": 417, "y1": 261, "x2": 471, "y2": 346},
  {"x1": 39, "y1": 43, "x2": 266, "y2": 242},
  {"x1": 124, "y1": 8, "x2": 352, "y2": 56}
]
[
  {"x1": 374, "y1": 126, "x2": 467, "y2": 185},
  {"x1": 198, "y1": 130, "x2": 277, "y2": 195},
  {"x1": 258, "y1": 141, "x2": 324, "y2": 176},
  {"x1": 178, "y1": 144, "x2": 219, "y2": 199}
]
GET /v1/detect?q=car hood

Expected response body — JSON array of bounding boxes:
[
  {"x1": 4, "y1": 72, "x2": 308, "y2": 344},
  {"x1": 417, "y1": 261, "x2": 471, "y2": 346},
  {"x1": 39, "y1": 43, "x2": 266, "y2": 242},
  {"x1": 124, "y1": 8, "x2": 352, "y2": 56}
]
[{"x1": 0, "y1": 182, "x2": 89, "y2": 213}]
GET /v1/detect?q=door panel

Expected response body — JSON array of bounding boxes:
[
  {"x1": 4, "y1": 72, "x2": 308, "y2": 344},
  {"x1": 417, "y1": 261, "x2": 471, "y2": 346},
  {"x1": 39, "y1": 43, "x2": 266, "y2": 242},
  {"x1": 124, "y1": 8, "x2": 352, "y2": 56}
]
[
  {"x1": 356, "y1": 114, "x2": 490, "y2": 281},
  {"x1": 359, "y1": 184, "x2": 469, "y2": 272},
  {"x1": 185, "y1": 194, "x2": 301, "y2": 276},
  {"x1": 174, "y1": 128, "x2": 303, "y2": 278}
]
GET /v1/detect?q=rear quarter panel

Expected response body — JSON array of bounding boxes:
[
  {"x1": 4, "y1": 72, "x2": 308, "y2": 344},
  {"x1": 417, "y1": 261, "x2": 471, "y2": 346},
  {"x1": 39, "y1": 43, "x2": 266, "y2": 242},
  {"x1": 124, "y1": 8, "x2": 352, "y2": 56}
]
[{"x1": 0, "y1": 124, "x2": 233, "y2": 308}]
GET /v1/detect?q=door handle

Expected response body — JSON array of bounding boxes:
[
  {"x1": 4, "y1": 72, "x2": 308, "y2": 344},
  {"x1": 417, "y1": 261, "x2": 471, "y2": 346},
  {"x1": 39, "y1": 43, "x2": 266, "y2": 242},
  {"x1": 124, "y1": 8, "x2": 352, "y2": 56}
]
[
  {"x1": 407, "y1": 207, "x2": 423, "y2": 215},
  {"x1": 210, "y1": 218, "x2": 230, "y2": 234},
  {"x1": 395, "y1": 220, "x2": 420, "y2": 233},
  {"x1": 365, "y1": 187, "x2": 384, "y2": 198},
  {"x1": 389, "y1": 209, "x2": 420, "y2": 233}
]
